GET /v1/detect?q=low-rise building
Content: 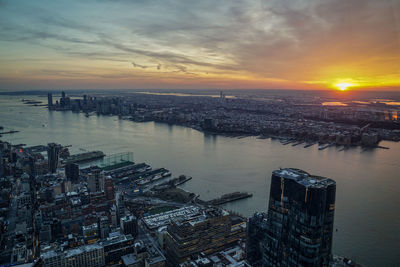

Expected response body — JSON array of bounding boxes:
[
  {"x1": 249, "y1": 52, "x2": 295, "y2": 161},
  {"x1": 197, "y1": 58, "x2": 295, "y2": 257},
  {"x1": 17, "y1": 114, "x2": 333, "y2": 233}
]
[
  {"x1": 41, "y1": 243, "x2": 105, "y2": 267},
  {"x1": 165, "y1": 207, "x2": 246, "y2": 265}
]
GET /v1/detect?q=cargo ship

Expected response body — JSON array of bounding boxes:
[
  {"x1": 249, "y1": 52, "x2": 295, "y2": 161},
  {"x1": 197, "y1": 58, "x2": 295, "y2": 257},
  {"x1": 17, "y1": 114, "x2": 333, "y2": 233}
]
[{"x1": 64, "y1": 151, "x2": 105, "y2": 164}]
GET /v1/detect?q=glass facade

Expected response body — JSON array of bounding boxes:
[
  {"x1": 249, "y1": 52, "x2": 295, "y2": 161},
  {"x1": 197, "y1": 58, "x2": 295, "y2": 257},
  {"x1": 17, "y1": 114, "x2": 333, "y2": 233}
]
[{"x1": 262, "y1": 168, "x2": 336, "y2": 267}]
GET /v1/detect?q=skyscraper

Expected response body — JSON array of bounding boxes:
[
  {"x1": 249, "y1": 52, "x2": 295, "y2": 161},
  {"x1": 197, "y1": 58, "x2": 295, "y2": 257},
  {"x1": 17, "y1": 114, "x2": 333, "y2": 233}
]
[
  {"x1": 104, "y1": 176, "x2": 115, "y2": 201},
  {"x1": 47, "y1": 143, "x2": 61, "y2": 173},
  {"x1": 120, "y1": 215, "x2": 138, "y2": 238},
  {"x1": 262, "y1": 168, "x2": 336, "y2": 267},
  {"x1": 247, "y1": 212, "x2": 268, "y2": 265},
  {"x1": 47, "y1": 93, "x2": 53, "y2": 108},
  {"x1": 65, "y1": 163, "x2": 79, "y2": 183},
  {"x1": 60, "y1": 91, "x2": 66, "y2": 107},
  {"x1": 87, "y1": 167, "x2": 104, "y2": 193},
  {"x1": 116, "y1": 193, "x2": 125, "y2": 224}
]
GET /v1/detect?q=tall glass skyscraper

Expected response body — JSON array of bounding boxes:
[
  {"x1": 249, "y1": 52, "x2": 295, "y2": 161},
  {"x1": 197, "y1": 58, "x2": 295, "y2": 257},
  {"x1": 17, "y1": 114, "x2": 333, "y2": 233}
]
[
  {"x1": 262, "y1": 168, "x2": 336, "y2": 267},
  {"x1": 47, "y1": 143, "x2": 61, "y2": 173}
]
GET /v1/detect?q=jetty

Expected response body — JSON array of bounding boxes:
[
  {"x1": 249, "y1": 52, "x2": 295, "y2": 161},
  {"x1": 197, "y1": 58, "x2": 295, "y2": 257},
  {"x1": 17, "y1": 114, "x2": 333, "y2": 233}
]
[{"x1": 206, "y1": 192, "x2": 252, "y2": 205}]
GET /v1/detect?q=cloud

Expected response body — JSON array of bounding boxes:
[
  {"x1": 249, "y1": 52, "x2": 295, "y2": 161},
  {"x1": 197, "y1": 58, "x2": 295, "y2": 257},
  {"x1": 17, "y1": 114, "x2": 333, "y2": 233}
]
[
  {"x1": 174, "y1": 65, "x2": 186, "y2": 73},
  {"x1": 0, "y1": 0, "x2": 399, "y2": 90}
]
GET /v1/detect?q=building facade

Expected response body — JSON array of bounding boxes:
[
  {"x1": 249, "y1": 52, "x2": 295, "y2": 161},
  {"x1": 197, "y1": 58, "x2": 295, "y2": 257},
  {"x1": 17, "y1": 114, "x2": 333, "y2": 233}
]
[
  {"x1": 262, "y1": 168, "x2": 336, "y2": 267},
  {"x1": 65, "y1": 163, "x2": 80, "y2": 183},
  {"x1": 120, "y1": 215, "x2": 138, "y2": 238},
  {"x1": 87, "y1": 167, "x2": 104, "y2": 193},
  {"x1": 41, "y1": 243, "x2": 105, "y2": 267},
  {"x1": 47, "y1": 143, "x2": 61, "y2": 173},
  {"x1": 165, "y1": 207, "x2": 246, "y2": 265},
  {"x1": 247, "y1": 212, "x2": 268, "y2": 265}
]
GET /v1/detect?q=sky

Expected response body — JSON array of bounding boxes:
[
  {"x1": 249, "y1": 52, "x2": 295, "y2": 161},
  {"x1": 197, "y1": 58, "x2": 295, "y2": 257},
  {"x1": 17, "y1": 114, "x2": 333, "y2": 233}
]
[{"x1": 0, "y1": 0, "x2": 400, "y2": 91}]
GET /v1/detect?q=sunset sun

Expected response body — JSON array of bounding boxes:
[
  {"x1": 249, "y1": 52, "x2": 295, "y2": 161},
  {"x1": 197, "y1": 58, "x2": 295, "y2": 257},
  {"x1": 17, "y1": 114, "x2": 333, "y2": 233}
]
[{"x1": 335, "y1": 82, "x2": 353, "y2": 91}]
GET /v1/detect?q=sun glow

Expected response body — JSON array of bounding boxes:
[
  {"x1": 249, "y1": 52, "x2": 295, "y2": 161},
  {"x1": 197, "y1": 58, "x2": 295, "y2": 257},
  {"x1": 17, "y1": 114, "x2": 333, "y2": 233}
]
[{"x1": 335, "y1": 82, "x2": 353, "y2": 91}]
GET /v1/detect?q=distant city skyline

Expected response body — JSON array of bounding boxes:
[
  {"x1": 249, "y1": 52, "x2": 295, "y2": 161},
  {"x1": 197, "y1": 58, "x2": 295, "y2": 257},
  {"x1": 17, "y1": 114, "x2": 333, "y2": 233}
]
[{"x1": 0, "y1": 0, "x2": 400, "y2": 91}]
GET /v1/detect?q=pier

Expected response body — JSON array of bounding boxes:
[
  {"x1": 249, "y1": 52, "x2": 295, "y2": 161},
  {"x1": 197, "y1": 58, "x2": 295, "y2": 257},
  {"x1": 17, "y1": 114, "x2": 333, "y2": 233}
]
[{"x1": 206, "y1": 192, "x2": 253, "y2": 205}]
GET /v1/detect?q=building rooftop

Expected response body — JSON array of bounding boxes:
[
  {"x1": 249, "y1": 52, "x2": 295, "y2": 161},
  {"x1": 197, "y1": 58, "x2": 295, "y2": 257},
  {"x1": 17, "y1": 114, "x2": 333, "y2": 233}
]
[
  {"x1": 65, "y1": 243, "x2": 103, "y2": 258},
  {"x1": 121, "y1": 215, "x2": 136, "y2": 223},
  {"x1": 273, "y1": 168, "x2": 335, "y2": 188},
  {"x1": 143, "y1": 206, "x2": 201, "y2": 229},
  {"x1": 40, "y1": 250, "x2": 58, "y2": 260},
  {"x1": 121, "y1": 253, "x2": 140, "y2": 265},
  {"x1": 101, "y1": 233, "x2": 133, "y2": 247}
]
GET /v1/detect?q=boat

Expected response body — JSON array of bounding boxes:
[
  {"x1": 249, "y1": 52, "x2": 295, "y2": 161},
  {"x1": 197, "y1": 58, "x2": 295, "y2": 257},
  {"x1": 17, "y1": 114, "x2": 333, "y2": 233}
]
[
  {"x1": 152, "y1": 174, "x2": 163, "y2": 181},
  {"x1": 137, "y1": 179, "x2": 150, "y2": 185},
  {"x1": 162, "y1": 171, "x2": 171, "y2": 177},
  {"x1": 318, "y1": 144, "x2": 330, "y2": 150}
]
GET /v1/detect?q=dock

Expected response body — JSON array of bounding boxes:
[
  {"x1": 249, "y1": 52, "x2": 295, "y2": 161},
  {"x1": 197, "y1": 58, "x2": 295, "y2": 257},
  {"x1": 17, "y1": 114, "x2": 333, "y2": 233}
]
[
  {"x1": 304, "y1": 142, "x2": 314, "y2": 148},
  {"x1": 292, "y1": 141, "x2": 303, "y2": 146},
  {"x1": 151, "y1": 175, "x2": 192, "y2": 191},
  {"x1": 0, "y1": 130, "x2": 19, "y2": 135},
  {"x1": 64, "y1": 150, "x2": 105, "y2": 164},
  {"x1": 206, "y1": 192, "x2": 252, "y2": 205}
]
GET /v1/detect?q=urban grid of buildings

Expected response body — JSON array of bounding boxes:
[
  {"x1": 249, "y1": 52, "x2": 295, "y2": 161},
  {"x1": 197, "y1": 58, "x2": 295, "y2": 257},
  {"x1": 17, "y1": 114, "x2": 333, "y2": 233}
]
[
  {"x1": 47, "y1": 91, "x2": 400, "y2": 148},
  {"x1": 0, "y1": 91, "x2": 377, "y2": 266}
]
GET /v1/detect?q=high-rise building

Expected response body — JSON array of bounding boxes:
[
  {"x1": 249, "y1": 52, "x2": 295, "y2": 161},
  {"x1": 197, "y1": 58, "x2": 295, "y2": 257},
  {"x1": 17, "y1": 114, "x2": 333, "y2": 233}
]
[
  {"x1": 247, "y1": 212, "x2": 268, "y2": 265},
  {"x1": 87, "y1": 167, "x2": 104, "y2": 193},
  {"x1": 116, "y1": 193, "x2": 126, "y2": 224},
  {"x1": 99, "y1": 216, "x2": 110, "y2": 239},
  {"x1": 262, "y1": 168, "x2": 336, "y2": 267},
  {"x1": 120, "y1": 215, "x2": 138, "y2": 238},
  {"x1": 47, "y1": 143, "x2": 61, "y2": 173},
  {"x1": 104, "y1": 176, "x2": 115, "y2": 201},
  {"x1": 0, "y1": 150, "x2": 3, "y2": 177},
  {"x1": 60, "y1": 91, "x2": 66, "y2": 107},
  {"x1": 65, "y1": 163, "x2": 79, "y2": 183},
  {"x1": 101, "y1": 234, "x2": 134, "y2": 265},
  {"x1": 47, "y1": 93, "x2": 53, "y2": 107},
  {"x1": 82, "y1": 223, "x2": 99, "y2": 243}
]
